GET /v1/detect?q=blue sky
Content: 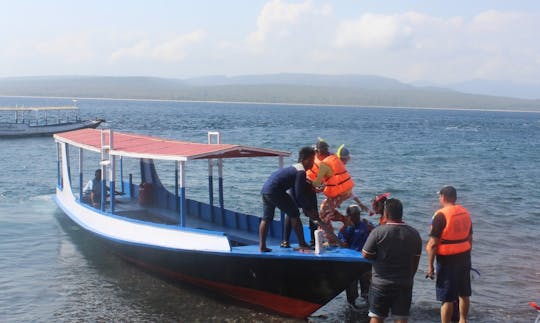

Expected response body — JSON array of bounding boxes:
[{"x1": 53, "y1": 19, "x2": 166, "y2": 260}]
[{"x1": 1, "y1": 0, "x2": 539, "y2": 85}]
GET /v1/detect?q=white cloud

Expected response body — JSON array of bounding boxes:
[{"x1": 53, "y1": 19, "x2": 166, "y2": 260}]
[
  {"x1": 110, "y1": 30, "x2": 207, "y2": 63},
  {"x1": 247, "y1": 0, "x2": 332, "y2": 53},
  {"x1": 34, "y1": 32, "x2": 95, "y2": 63}
]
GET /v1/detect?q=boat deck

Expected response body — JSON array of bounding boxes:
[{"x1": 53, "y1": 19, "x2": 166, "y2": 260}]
[{"x1": 109, "y1": 196, "x2": 277, "y2": 246}]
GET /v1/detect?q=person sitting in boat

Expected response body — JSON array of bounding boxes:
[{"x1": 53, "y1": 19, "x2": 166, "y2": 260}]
[
  {"x1": 312, "y1": 144, "x2": 369, "y2": 229},
  {"x1": 259, "y1": 146, "x2": 318, "y2": 253},
  {"x1": 338, "y1": 204, "x2": 373, "y2": 308},
  {"x1": 82, "y1": 169, "x2": 107, "y2": 207},
  {"x1": 369, "y1": 193, "x2": 391, "y2": 225}
]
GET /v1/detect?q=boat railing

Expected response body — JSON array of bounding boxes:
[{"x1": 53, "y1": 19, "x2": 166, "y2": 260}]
[{"x1": 119, "y1": 178, "x2": 289, "y2": 243}]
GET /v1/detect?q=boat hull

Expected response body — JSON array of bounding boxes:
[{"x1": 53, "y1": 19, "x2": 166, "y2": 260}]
[
  {"x1": 0, "y1": 119, "x2": 103, "y2": 138},
  {"x1": 55, "y1": 198, "x2": 370, "y2": 318},
  {"x1": 107, "y1": 240, "x2": 370, "y2": 318}
]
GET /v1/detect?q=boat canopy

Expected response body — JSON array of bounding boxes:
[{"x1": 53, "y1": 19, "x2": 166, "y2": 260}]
[
  {"x1": 0, "y1": 106, "x2": 78, "y2": 112},
  {"x1": 54, "y1": 128, "x2": 290, "y2": 161}
]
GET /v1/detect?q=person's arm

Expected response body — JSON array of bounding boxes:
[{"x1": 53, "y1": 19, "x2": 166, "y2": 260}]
[
  {"x1": 338, "y1": 226, "x2": 351, "y2": 247},
  {"x1": 426, "y1": 212, "x2": 445, "y2": 279},
  {"x1": 361, "y1": 231, "x2": 376, "y2": 259},
  {"x1": 294, "y1": 171, "x2": 310, "y2": 209},
  {"x1": 312, "y1": 162, "x2": 331, "y2": 187},
  {"x1": 351, "y1": 194, "x2": 369, "y2": 212},
  {"x1": 426, "y1": 236, "x2": 438, "y2": 279},
  {"x1": 412, "y1": 232, "x2": 422, "y2": 278}
]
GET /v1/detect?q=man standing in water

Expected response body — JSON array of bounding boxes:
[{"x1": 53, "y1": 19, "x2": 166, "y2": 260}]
[
  {"x1": 426, "y1": 186, "x2": 473, "y2": 323},
  {"x1": 259, "y1": 146, "x2": 316, "y2": 252},
  {"x1": 362, "y1": 198, "x2": 422, "y2": 322}
]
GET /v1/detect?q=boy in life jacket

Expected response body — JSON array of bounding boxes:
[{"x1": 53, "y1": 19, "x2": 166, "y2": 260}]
[{"x1": 312, "y1": 144, "x2": 369, "y2": 227}]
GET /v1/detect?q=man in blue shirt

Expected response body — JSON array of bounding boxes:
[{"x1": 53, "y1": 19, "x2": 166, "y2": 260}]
[{"x1": 259, "y1": 146, "x2": 316, "y2": 252}]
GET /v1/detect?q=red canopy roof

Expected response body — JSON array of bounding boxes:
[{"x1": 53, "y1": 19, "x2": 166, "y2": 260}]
[{"x1": 54, "y1": 129, "x2": 290, "y2": 161}]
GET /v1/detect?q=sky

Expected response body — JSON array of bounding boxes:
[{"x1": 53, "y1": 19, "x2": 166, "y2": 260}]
[{"x1": 1, "y1": 0, "x2": 540, "y2": 85}]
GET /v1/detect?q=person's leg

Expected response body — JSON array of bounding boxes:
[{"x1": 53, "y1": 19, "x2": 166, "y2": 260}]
[
  {"x1": 359, "y1": 270, "x2": 371, "y2": 300},
  {"x1": 281, "y1": 215, "x2": 291, "y2": 247},
  {"x1": 391, "y1": 284, "x2": 412, "y2": 323},
  {"x1": 436, "y1": 262, "x2": 458, "y2": 323},
  {"x1": 290, "y1": 216, "x2": 308, "y2": 247},
  {"x1": 441, "y1": 302, "x2": 454, "y2": 323},
  {"x1": 275, "y1": 193, "x2": 306, "y2": 247},
  {"x1": 457, "y1": 258, "x2": 472, "y2": 323},
  {"x1": 368, "y1": 284, "x2": 389, "y2": 323},
  {"x1": 458, "y1": 296, "x2": 469, "y2": 323},
  {"x1": 345, "y1": 280, "x2": 359, "y2": 304},
  {"x1": 259, "y1": 194, "x2": 275, "y2": 252},
  {"x1": 308, "y1": 218, "x2": 317, "y2": 246},
  {"x1": 258, "y1": 220, "x2": 271, "y2": 252}
]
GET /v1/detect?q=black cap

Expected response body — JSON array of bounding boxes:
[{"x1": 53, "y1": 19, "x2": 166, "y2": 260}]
[{"x1": 438, "y1": 185, "x2": 457, "y2": 202}]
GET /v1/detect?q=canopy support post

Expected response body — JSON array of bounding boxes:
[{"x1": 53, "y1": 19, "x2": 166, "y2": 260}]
[
  {"x1": 175, "y1": 161, "x2": 179, "y2": 212},
  {"x1": 109, "y1": 130, "x2": 116, "y2": 214},
  {"x1": 79, "y1": 148, "x2": 83, "y2": 200},
  {"x1": 208, "y1": 159, "x2": 214, "y2": 222},
  {"x1": 179, "y1": 161, "x2": 186, "y2": 227},
  {"x1": 279, "y1": 156, "x2": 285, "y2": 241}
]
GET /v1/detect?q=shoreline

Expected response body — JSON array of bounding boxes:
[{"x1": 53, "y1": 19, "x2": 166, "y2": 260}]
[{"x1": 1, "y1": 94, "x2": 539, "y2": 114}]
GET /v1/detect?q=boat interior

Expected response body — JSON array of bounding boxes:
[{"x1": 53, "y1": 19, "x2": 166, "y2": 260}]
[{"x1": 81, "y1": 158, "x2": 296, "y2": 248}]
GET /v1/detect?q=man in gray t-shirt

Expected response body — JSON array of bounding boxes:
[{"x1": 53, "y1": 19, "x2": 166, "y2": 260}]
[{"x1": 362, "y1": 198, "x2": 421, "y2": 322}]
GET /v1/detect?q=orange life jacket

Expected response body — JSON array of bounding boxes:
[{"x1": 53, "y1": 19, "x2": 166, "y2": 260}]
[
  {"x1": 306, "y1": 155, "x2": 323, "y2": 181},
  {"x1": 434, "y1": 205, "x2": 472, "y2": 255},
  {"x1": 322, "y1": 155, "x2": 354, "y2": 198}
]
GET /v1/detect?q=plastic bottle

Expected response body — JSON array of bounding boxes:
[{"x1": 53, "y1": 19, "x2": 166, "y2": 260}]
[{"x1": 314, "y1": 229, "x2": 324, "y2": 254}]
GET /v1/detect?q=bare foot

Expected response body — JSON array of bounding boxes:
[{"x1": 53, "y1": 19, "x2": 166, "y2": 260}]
[{"x1": 260, "y1": 247, "x2": 272, "y2": 252}]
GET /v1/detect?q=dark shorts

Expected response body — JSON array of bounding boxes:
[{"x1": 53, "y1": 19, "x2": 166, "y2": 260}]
[
  {"x1": 436, "y1": 259, "x2": 472, "y2": 302},
  {"x1": 368, "y1": 283, "x2": 413, "y2": 319},
  {"x1": 262, "y1": 193, "x2": 300, "y2": 222}
]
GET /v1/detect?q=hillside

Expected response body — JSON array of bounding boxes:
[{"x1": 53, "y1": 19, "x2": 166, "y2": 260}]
[{"x1": 0, "y1": 75, "x2": 539, "y2": 111}]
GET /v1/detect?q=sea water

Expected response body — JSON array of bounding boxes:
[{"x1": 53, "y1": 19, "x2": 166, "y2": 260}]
[{"x1": 0, "y1": 97, "x2": 539, "y2": 322}]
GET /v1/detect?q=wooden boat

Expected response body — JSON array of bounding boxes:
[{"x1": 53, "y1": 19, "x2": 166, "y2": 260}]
[
  {"x1": 0, "y1": 106, "x2": 104, "y2": 137},
  {"x1": 53, "y1": 128, "x2": 371, "y2": 318}
]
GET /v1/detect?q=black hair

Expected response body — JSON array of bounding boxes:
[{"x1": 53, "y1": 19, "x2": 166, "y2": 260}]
[
  {"x1": 298, "y1": 146, "x2": 315, "y2": 163},
  {"x1": 439, "y1": 186, "x2": 457, "y2": 203},
  {"x1": 384, "y1": 198, "x2": 403, "y2": 221},
  {"x1": 346, "y1": 204, "x2": 361, "y2": 217}
]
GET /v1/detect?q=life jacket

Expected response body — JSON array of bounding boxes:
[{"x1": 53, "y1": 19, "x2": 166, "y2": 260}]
[
  {"x1": 434, "y1": 205, "x2": 472, "y2": 255},
  {"x1": 322, "y1": 155, "x2": 354, "y2": 198},
  {"x1": 306, "y1": 155, "x2": 323, "y2": 181}
]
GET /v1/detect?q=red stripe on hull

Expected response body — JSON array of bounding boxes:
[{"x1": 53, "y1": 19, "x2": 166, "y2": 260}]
[{"x1": 121, "y1": 254, "x2": 321, "y2": 318}]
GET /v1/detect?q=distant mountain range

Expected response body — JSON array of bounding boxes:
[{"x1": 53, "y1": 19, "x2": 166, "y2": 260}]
[{"x1": 0, "y1": 74, "x2": 538, "y2": 111}]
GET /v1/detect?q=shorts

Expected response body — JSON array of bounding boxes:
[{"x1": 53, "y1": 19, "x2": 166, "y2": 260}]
[
  {"x1": 436, "y1": 260, "x2": 472, "y2": 302},
  {"x1": 368, "y1": 283, "x2": 412, "y2": 320},
  {"x1": 262, "y1": 193, "x2": 300, "y2": 222}
]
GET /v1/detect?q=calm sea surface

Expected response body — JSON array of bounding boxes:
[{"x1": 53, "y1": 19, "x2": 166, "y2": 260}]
[{"x1": 0, "y1": 97, "x2": 539, "y2": 322}]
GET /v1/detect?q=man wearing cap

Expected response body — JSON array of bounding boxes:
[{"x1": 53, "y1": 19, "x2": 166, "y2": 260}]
[{"x1": 426, "y1": 186, "x2": 473, "y2": 323}]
